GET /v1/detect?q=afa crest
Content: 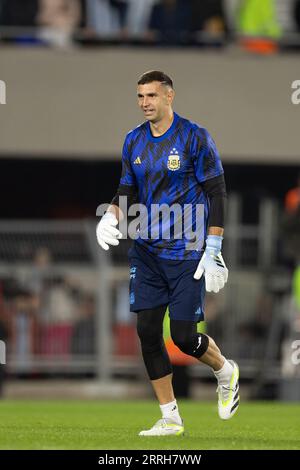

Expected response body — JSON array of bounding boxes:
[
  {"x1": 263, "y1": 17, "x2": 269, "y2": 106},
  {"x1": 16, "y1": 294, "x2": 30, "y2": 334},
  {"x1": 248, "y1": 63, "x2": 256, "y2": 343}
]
[{"x1": 167, "y1": 148, "x2": 181, "y2": 171}]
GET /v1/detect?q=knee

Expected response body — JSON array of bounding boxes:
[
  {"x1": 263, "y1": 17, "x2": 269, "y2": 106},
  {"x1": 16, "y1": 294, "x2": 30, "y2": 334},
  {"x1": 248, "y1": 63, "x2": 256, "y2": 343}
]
[
  {"x1": 170, "y1": 326, "x2": 192, "y2": 355},
  {"x1": 170, "y1": 321, "x2": 194, "y2": 352},
  {"x1": 173, "y1": 332, "x2": 209, "y2": 358},
  {"x1": 171, "y1": 335, "x2": 194, "y2": 355},
  {"x1": 170, "y1": 321, "x2": 209, "y2": 358}
]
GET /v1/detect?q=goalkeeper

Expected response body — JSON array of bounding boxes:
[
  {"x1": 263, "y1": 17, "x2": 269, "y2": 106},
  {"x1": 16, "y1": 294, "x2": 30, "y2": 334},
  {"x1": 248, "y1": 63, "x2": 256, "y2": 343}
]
[{"x1": 97, "y1": 70, "x2": 239, "y2": 436}]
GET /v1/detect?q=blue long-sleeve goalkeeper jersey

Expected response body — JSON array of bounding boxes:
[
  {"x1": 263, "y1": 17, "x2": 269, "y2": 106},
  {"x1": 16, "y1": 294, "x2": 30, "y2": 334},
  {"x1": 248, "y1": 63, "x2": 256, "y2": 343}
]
[{"x1": 119, "y1": 112, "x2": 224, "y2": 260}]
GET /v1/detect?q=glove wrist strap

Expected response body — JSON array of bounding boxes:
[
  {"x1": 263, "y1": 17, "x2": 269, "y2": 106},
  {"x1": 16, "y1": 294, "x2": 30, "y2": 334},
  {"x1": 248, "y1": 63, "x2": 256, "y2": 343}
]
[
  {"x1": 205, "y1": 235, "x2": 223, "y2": 256},
  {"x1": 102, "y1": 211, "x2": 117, "y2": 222}
]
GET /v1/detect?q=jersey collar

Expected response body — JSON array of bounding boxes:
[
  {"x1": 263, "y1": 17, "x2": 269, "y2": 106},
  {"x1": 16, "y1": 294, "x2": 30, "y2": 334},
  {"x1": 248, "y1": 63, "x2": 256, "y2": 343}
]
[{"x1": 146, "y1": 112, "x2": 179, "y2": 143}]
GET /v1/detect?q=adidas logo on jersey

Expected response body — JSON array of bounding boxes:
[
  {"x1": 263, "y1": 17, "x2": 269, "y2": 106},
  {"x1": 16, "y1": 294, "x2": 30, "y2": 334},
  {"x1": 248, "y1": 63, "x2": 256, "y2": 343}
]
[{"x1": 134, "y1": 157, "x2": 142, "y2": 164}]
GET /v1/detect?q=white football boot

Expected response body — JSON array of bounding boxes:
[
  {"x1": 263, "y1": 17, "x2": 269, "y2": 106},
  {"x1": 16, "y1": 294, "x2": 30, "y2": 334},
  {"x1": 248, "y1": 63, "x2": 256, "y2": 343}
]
[
  {"x1": 217, "y1": 360, "x2": 240, "y2": 420},
  {"x1": 138, "y1": 418, "x2": 184, "y2": 436}
]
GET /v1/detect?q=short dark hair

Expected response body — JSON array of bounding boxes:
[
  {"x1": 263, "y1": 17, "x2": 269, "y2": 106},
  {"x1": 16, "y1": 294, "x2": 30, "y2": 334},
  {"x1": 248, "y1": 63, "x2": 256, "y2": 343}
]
[{"x1": 137, "y1": 70, "x2": 173, "y2": 89}]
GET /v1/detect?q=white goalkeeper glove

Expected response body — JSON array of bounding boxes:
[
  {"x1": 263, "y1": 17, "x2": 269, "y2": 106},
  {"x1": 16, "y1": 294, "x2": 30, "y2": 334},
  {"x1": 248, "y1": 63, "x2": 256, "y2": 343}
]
[
  {"x1": 96, "y1": 212, "x2": 122, "y2": 251},
  {"x1": 193, "y1": 235, "x2": 228, "y2": 293}
]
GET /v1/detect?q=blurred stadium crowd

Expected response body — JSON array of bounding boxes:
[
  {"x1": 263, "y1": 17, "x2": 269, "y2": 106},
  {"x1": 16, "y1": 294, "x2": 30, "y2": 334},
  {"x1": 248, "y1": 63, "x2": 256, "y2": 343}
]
[
  {"x1": 0, "y1": 0, "x2": 300, "y2": 48},
  {"x1": 0, "y1": 245, "x2": 97, "y2": 385}
]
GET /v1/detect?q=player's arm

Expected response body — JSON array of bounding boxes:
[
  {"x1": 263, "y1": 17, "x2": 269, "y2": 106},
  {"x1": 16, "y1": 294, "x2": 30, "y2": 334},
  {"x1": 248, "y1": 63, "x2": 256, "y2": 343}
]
[
  {"x1": 192, "y1": 128, "x2": 228, "y2": 292},
  {"x1": 202, "y1": 173, "x2": 226, "y2": 237},
  {"x1": 194, "y1": 174, "x2": 228, "y2": 293},
  {"x1": 107, "y1": 183, "x2": 138, "y2": 222},
  {"x1": 96, "y1": 134, "x2": 138, "y2": 250}
]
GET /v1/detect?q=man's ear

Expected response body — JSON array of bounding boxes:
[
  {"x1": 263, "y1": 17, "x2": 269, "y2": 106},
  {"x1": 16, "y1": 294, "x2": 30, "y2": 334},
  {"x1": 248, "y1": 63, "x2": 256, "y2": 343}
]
[{"x1": 167, "y1": 88, "x2": 175, "y2": 104}]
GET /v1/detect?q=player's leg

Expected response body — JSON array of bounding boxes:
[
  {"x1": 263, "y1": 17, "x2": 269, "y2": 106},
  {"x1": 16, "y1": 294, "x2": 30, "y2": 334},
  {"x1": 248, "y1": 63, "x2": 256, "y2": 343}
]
[
  {"x1": 197, "y1": 334, "x2": 224, "y2": 369},
  {"x1": 129, "y1": 244, "x2": 184, "y2": 435},
  {"x1": 169, "y1": 320, "x2": 230, "y2": 375},
  {"x1": 136, "y1": 307, "x2": 184, "y2": 436},
  {"x1": 167, "y1": 258, "x2": 239, "y2": 420},
  {"x1": 199, "y1": 335, "x2": 240, "y2": 420},
  {"x1": 170, "y1": 319, "x2": 239, "y2": 420},
  {"x1": 136, "y1": 306, "x2": 173, "y2": 405}
]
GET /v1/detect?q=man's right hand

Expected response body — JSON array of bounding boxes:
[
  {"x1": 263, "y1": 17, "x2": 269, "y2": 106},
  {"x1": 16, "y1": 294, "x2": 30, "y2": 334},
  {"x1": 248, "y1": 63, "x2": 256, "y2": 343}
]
[{"x1": 96, "y1": 212, "x2": 122, "y2": 251}]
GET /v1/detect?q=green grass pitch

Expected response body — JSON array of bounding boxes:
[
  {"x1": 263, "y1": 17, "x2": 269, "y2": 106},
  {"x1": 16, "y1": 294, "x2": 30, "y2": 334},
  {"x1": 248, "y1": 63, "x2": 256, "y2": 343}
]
[{"x1": 0, "y1": 400, "x2": 299, "y2": 450}]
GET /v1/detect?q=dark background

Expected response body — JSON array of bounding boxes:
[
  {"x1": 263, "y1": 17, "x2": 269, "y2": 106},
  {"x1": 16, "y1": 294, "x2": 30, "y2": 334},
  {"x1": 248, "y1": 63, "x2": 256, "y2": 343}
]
[{"x1": 1, "y1": 158, "x2": 298, "y2": 221}]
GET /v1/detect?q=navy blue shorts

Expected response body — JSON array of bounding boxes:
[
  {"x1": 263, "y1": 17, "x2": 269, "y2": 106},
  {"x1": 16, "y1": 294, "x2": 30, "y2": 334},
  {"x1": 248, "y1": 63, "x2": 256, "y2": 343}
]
[{"x1": 128, "y1": 242, "x2": 205, "y2": 322}]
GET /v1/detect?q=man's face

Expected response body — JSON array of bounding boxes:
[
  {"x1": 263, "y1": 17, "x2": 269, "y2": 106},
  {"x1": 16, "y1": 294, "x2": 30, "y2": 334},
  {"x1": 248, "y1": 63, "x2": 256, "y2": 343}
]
[{"x1": 137, "y1": 81, "x2": 174, "y2": 123}]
